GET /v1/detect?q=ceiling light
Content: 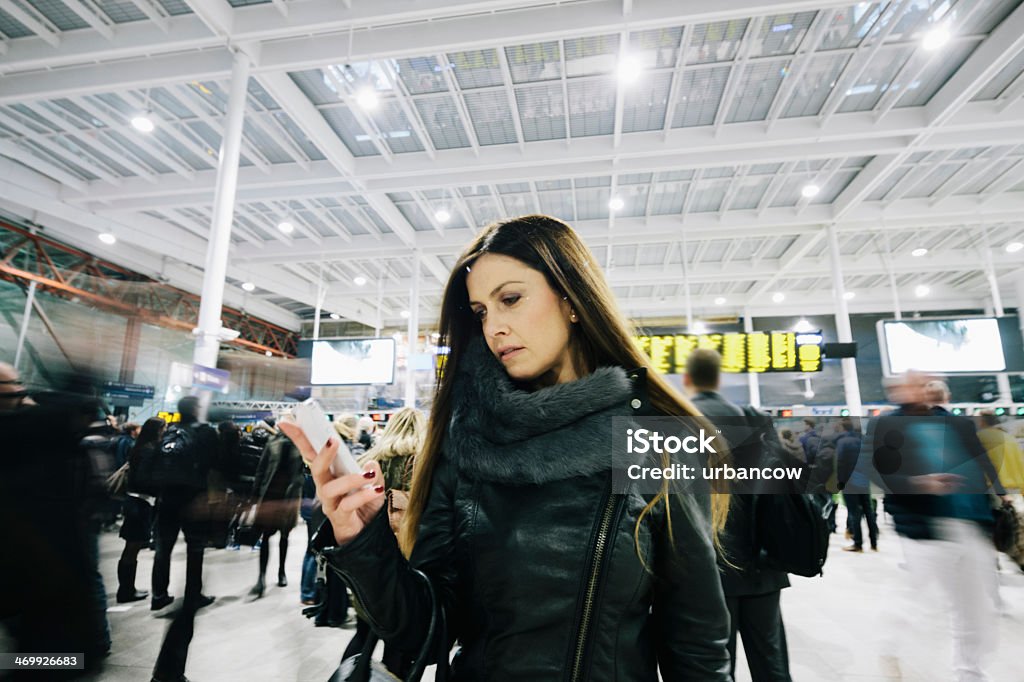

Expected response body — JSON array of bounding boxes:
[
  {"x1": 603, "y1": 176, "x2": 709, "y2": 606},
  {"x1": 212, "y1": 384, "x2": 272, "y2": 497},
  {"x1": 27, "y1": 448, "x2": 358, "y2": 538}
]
[
  {"x1": 608, "y1": 197, "x2": 625, "y2": 211},
  {"x1": 265, "y1": 350, "x2": 273, "y2": 357},
  {"x1": 353, "y1": 276, "x2": 367, "y2": 286},
  {"x1": 400, "y1": 310, "x2": 410, "y2": 319},
  {"x1": 914, "y1": 284, "x2": 930, "y2": 298},
  {"x1": 356, "y1": 88, "x2": 379, "y2": 110},
  {"x1": 803, "y1": 389, "x2": 816, "y2": 399},
  {"x1": 278, "y1": 221, "x2": 294, "y2": 234},
  {"x1": 434, "y1": 209, "x2": 451, "y2": 223},
  {"x1": 130, "y1": 114, "x2": 155, "y2": 133},
  {"x1": 843, "y1": 291, "x2": 856, "y2": 301},
  {"x1": 1005, "y1": 241, "x2": 1023, "y2": 254},
  {"x1": 617, "y1": 55, "x2": 642, "y2": 83},
  {"x1": 772, "y1": 292, "x2": 785, "y2": 303},
  {"x1": 801, "y1": 183, "x2": 820, "y2": 199},
  {"x1": 241, "y1": 281, "x2": 256, "y2": 292},
  {"x1": 922, "y1": 26, "x2": 950, "y2": 52},
  {"x1": 793, "y1": 318, "x2": 814, "y2": 333},
  {"x1": 690, "y1": 321, "x2": 709, "y2": 335},
  {"x1": 911, "y1": 247, "x2": 928, "y2": 257},
  {"x1": 329, "y1": 313, "x2": 341, "y2": 320},
  {"x1": 98, "y1": 232, "x2": 117, "y2": 245},
  {"x1": 714, "y1": 296, "x2": 726, "y2": 305}
]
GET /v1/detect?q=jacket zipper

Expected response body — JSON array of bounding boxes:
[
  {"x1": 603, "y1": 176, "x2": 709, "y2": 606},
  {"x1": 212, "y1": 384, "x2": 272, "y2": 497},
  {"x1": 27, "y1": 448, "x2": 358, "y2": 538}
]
[{"x1": 569, "y1": 489, "x2": 618, "y2": 682}]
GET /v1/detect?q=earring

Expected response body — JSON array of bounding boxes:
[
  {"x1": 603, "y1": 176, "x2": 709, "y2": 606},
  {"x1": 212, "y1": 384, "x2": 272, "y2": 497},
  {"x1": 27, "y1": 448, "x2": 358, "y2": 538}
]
[{"x1": 570, "y1": 311, "x2": 578, "y2": 322}]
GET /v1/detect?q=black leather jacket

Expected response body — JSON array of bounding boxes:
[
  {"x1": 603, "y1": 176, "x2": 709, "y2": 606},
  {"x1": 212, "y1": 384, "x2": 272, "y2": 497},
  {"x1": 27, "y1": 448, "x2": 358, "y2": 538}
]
[{"x1": 316, "y1": 342, "x2": 731, "y2": 681}]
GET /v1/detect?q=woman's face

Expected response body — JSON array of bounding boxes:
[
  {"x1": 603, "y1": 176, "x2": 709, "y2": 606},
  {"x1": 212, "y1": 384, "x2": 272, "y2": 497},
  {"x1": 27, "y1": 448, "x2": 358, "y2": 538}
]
[{"x1": 466, "y1": 253, "x2": 578, "y2": 387}]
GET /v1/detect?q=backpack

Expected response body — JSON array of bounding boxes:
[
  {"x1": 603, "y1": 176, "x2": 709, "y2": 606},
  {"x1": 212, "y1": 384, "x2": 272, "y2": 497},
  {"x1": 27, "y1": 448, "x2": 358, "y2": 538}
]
[
  {"x1": 740, "y1": 406, "x2": 831, "y2": 577},
  {"x1": 156, "y1": 424, "x2": 206, "y2": 490}
]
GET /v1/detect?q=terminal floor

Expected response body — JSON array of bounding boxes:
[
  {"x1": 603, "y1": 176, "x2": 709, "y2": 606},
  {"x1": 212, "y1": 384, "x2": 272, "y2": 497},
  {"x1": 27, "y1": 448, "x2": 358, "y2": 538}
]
[{"x1": 55, "y1": 509, "x2": 1024, "y2": 680}]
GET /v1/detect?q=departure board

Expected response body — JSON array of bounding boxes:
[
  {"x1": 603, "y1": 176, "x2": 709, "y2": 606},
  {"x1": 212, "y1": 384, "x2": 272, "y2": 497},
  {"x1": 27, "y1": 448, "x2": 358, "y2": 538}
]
[{"x1": 633, "y1": 331, "x2": 823, "y2": 374}]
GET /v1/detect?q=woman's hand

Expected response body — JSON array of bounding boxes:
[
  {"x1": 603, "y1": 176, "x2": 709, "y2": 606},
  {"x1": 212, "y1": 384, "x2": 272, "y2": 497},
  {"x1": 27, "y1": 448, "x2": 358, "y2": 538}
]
[{"x1": 279, "y1": 418, "x2": 385, "y2": 545}]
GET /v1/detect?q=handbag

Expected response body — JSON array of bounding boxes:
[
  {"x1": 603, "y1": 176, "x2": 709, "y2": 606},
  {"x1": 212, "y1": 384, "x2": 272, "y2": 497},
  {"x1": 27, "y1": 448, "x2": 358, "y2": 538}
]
[
  {"x1": 329, "y1": 568, "x2": 448, "y2": 682},
  {"x1": 231, "y1": 504, "x2": 262, "y2": 547},
  {"x1": 993, "y1": 499, "x2": 1020, "y2": 553},
  {"x1": 105, "y1": 462, "x2": 130, "y2": 499}
]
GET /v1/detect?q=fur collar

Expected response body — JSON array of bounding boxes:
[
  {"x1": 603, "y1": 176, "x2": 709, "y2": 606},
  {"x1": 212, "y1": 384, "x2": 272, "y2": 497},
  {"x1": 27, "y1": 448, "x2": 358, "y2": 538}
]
[{"x1": 447, "y1": 337, "x2": 633, "y2": 484}]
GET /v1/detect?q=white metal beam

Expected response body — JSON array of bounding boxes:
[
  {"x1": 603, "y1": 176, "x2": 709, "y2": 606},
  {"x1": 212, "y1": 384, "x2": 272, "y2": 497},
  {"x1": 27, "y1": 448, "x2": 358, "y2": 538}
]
[
  {"x1": 0, "y1": 0, "x2": 60, "y2": 47},
  {"x1": 0, "y1": 0, "x2": 861, "y2": 102},
  {"x1": 62, "y1": 0, "x2": 115, "y2": 40}
]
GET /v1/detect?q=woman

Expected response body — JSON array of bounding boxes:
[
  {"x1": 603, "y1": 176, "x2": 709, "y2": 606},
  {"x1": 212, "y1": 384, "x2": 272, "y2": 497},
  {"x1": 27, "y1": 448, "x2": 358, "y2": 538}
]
[
  {"x1": 117, "y1": 417, "x2": 164, "y2": 603},
  {"x1": 342, "y1": 407, "x2": 427, "y2": 674},
  {"x1": 284, "y1": 215, "x2": 731, "y2": 680},
  {"x1": 248, "y1": 429, "x2": 304, "y2": 599}
]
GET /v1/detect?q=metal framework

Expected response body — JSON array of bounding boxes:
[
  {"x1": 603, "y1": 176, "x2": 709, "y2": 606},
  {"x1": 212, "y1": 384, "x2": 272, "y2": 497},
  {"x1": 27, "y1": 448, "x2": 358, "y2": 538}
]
[
  {"x1": 0, "y1": 220, "x2": 298, "y2": 357},
  {"x1": 0, "y1": 0, "x2": 1023, "y2": 325}
]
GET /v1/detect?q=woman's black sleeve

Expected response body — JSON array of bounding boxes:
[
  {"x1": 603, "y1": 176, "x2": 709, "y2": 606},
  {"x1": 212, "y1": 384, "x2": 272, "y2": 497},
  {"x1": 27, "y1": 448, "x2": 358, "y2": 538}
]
[
  {"x1": 652, "y1": 491, "x2": 732, "y2": 680},
  {"x1": 316, "y1": 454, "x2": 459, "y2": 659}
]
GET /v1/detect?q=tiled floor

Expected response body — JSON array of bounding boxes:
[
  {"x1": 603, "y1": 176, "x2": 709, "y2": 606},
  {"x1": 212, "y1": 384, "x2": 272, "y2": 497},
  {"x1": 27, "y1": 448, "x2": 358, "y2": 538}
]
[{"x1": 13, "y1": 506, "x2": 1022, "y2": 681}]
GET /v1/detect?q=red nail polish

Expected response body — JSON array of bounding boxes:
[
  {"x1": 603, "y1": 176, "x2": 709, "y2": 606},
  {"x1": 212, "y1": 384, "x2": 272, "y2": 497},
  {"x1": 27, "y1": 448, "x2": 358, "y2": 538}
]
[
  {"x1": 374, "y1": 485, "x2": 385, "y2": 494},
  {"x1": 326, "y1": 438, "x2": 333, "y2": 447},
  {"x1": 363, "y1": 471, "x2": 376, "y2": 479}
]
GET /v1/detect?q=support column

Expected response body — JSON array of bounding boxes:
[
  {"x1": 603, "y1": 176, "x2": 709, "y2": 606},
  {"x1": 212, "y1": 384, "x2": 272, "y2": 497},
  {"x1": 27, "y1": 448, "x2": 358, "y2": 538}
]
[
  {"x1": 114, "y1": 316, "x2": 142, "y2": 418},
  {"x1": 191, "y1": 51, "x2": 251, "y2": 407},
  {"x1": 744, "y1": 310, "x2": 760, "y2": 408},
  {"x1": 13, "y1": 280, "x2": 36, "y2": 372},
  {"x1": 312, "y1": 283, "x2": 326, "y2": 340},
  {"x1": 404, "y1": 253, "x2": 421, "y2": 408},
  {"x1": 827, "y1": 224, "x2": 863, "y2": 416}
]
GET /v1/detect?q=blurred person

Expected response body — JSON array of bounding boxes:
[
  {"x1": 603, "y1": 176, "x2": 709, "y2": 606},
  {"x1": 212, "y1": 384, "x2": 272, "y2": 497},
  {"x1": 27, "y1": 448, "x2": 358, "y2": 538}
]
[
  {"x1": 247, "y1": 428, "x2": 304, "y2": 599},
  {"x1": 333, "y1": 413, "x2": 367, "y2": 460},
  {"x1": 299, "y1": 465, "x2": 319, "y2": 605},
  {"x1": 686, "y1": 349, "x2": 792, "y2": 682},
  {"x1": 0, "y1": 361, "x2": 35, "y2": 410},
  {"x1": 0, "y1": 369, "x2": 109, "y2": 675},
  {"x1": 834, "y1": 419, "x2": 877, "y2": 553},
  {"x1": 867, "y1": 371, "x2": 1007, "y2": 681},
  {"x1": 284, "y1": 216, "x2": 731, "y2": 680},
  {"x1": 342, "y1": 407, "x2": 427, "y2": 677},
  {"x1": 115, "y1": 418, "x2": 165, "y2": 603},
  {"x1": 150, "y1": 396, "x2": 217, "y2": 612},
  {"x1": 206, "y1": 420, "x2": 241, "y2": 549},
  {"x1": 778, "y1": 428, "x2": 805, "y2": 462},
  {"x1": 975, "y1": 411, "x2": 1024, "y2": 492},
  {"x1": 114, "y1": 422, "x2": 141, "y2": 468},
  {"x1": 357, "y1": 415, "x2": 377, "y2": 450},
  {"x1": 798, "y1": 418, "x2": 820, "y2": 462}
]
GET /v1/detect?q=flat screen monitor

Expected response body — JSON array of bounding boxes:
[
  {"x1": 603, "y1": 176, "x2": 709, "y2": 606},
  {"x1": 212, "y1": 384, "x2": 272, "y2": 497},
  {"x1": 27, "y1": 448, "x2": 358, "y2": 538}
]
[
  {"x1": 877, "y1": 316, "x2": 1024, "y2": 375},
  {"x1": 303, "y1": 338, "x2": 396, "y2": 385}
]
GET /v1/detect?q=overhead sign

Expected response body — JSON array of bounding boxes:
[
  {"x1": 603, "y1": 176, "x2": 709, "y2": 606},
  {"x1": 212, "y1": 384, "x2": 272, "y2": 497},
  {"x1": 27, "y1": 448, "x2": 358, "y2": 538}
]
[
  {"x1": 102, "y1": 381, "x2": 155, "y2": 407},
  {"x1": 192, "y1": 364, "x2": 231, "y2": 393},
  {"x1": 634, "y1": 331, "x2": 823, "y2": 374}
]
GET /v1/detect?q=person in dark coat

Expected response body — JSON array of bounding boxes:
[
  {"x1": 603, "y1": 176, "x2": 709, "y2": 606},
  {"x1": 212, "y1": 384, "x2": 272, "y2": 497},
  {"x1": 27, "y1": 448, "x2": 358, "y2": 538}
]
[
  {"x1": 116, "y1": 417, "x2": 165, "y2": 603},
  {"x1": 248, "y1": 430, "x2": 304, "y2": 598},
  {"x1": 685, "y1": 348, "x2": 793, "y2": 682},
  {"x1": 283, "y1": 215, "x2": 732, "y2": 681}
]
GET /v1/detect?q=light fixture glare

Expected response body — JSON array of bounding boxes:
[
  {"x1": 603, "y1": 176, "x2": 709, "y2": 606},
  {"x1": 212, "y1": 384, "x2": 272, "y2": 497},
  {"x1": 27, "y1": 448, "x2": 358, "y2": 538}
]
[
  {"x1": 922, "y1": 26, "x2": 950, "y2": 51},
  {"x1": 801, "y1": 183, "x2": 820, "y2": 198},
  {"x1": 98, "y1": 232, "x2": 117, "y2": 245},
  {"x1": 608, "y1": 197, "x2": 625, "y2": 211},
  {"x1": 130, "y1": 115, "x2": 155, "y2": 132},
  {"x1": 277, "y1": 221, "x2": 294, "y2": 234},
  {"x1": 241, "y1": 281, "x2": 256, "y2": 292}
]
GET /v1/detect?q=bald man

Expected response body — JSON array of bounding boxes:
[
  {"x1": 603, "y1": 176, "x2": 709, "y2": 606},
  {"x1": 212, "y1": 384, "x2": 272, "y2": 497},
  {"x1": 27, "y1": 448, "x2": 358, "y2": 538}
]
[{"x1": 0, "y1": 362, "x2": 34, "y2": 411}]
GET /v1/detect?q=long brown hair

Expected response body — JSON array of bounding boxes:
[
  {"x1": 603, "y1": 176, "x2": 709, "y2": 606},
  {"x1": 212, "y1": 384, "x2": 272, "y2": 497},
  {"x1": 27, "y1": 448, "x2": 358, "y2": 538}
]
[{"x1": 398, "y1": 215, "x2": 729, "y2": 556}]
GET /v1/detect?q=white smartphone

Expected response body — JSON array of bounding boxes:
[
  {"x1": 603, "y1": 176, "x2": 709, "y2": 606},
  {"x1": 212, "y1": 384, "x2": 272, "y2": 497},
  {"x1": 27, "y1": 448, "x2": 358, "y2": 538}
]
[{"x1": 291, "y1": 398, "x2": 363, "y2": 477}]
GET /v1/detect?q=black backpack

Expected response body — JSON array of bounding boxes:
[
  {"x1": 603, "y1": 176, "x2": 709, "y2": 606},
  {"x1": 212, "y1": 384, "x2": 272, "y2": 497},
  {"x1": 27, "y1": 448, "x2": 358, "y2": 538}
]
[
  {"x1": 156, "y1": 424, "x2": 205, "y2": 490},
  {"x1": 740, "y1": 406, "x2": 831, "y2": 577}
]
